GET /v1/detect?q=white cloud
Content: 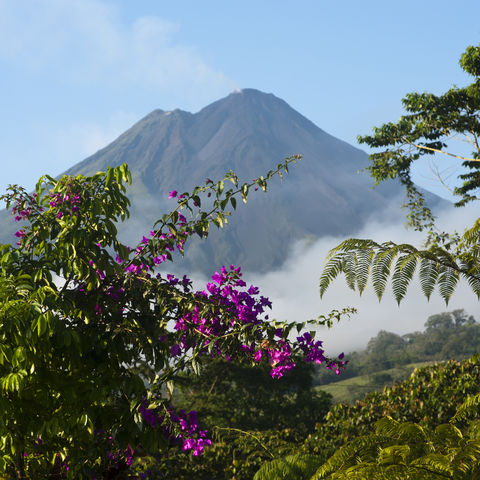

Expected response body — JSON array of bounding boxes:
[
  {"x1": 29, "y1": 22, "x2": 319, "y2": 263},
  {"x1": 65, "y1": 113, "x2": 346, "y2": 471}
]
[
  {"x1": 238, "y1": 204, "x2": 480, "y2": 355},
  {"x1": 0, "y1": 0, "x2": 236, "y2": 106}
]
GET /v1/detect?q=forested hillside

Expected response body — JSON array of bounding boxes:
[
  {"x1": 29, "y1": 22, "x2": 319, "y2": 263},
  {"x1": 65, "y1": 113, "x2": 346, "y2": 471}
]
[{"x1": 314, "y1": 309, "x2": 480, "y2": 403}]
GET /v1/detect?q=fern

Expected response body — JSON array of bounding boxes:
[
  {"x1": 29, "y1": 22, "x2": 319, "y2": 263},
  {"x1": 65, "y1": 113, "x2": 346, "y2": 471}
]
[
  {"x1": 253, "y1": 454, "x2": 323, "y2": 480},
  {"x1": 353, "y1": 248, "x2": 372, "y2": 294},
  {"x1": 451, "y1": 392, "x2": 480, "y2": 424},
  {"x1": 437, "y1": 267, "x2": 459, "y2": 305},
  {"x1": 319, "y1": 230, "x2": 480, "y2": 304},
  {"x1": 372, "y1": 247, "x2": 397, "y2": 300},
  {"x1": 418, "y1": 258, "x2": 439, "y2": 300},
  {"x1": 391, "y1": 252, "x2": 418, "y2": 304}
]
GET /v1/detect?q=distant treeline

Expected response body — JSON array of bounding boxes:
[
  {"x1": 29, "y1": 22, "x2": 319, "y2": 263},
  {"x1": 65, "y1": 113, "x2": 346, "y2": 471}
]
[{"x1": 315, "y1": 309, "x2": 479, "y2": 386}]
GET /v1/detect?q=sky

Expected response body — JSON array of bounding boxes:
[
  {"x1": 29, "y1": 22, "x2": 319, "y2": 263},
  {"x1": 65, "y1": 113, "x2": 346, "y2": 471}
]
[
  {"x1": 2, "y1": 0, "x2": 480, "y2": 351},
  {"x1": 1, "y1": 0, "x2": 479, "y2": 196}
]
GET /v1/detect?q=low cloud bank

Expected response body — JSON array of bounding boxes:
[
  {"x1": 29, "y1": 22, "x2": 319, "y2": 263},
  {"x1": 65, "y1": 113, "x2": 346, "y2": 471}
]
[
  {"x1": 125, "y1": 196, "x2": 479, "y2": 356},
  {"x1": 240, "y1": 203, "x2": 480, "y2": 355}
]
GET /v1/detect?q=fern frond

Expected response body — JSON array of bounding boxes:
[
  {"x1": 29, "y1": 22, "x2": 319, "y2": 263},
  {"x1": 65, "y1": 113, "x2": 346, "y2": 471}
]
[
  {"x1": 451, "y1": 440, "x2": 480, "y2": 475},
  {"x1": 461, "y1": 217, "x2": 480, "y2": 245},
  {"x1": 437, "y1": 267, "x2": 459, "y2": 305},
  {"x1": 320, "y1": 252, "x2": 348, "y2": 298},
  {"x1": 320, "y1": 231, "x2": 480, "y2": 304},
  {"x1": 344, "y1": 252, "x2": 358, "y2": 291},
  {"x1": 377, "y1": 445, "x2": 410, "y2": 465},
  {"x1": 356, "y1": 248, "x2": 374, "y2": 295},
  {"x1": 312, "y1": 434, "x2": 390, "y2": 479},
  {"x1": 372, "y1": 248, "x2": 397, "y2": 301},
  {"x1": 411, "y1": 452, "x2": 454, "y2": 476},
  {"x1": 375, "y1": 417, "x2": 401, "y2": 437},
  {"x1": 418, "y1": 258, "x2": 439, "y2": 300},
  {"x1": 434, "y1": 424, "x2": 463, "y2": 445},
  {"x1": 464, "y1": 271, "x2": 480, "y2": 299},
  {"x1": 253, "y1": 454, "x2": 323, "y2": 480},
  {"x1": 451, "y1": 393, "x2": 480, "y2": 424},
  {"x1": 391, "y1": 252, "x2": 418, "y2": 305}
]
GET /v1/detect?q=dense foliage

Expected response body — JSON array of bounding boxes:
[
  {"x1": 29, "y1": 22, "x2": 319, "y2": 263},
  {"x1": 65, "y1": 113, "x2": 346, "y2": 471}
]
[
  {"x1": 148, "y1": 358, "x2": 331, "y2": 479},
  {"x1": 0, "y1": 157, "x2": 353, "y2": 478},
  {"x1": 305, "y1": 356, "x2": 480, "y2": 460},
  {"x1": 316, "y1": 309, "x2": 479, "y2": 386},
  {"x1": 312, "y1": 416, "x2": 480, "y2": 479},
  {"x1": 174, "y1": 357, "x2": 331, "y2": 434},
  {"x1": 255, "y1": 355, "x2": 480, "y2": 479}
]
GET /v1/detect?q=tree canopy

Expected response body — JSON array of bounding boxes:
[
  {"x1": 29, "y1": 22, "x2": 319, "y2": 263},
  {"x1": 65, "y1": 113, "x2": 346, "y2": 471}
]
[
  {"x1": 319, "y1": 44, "x2": 480, "y2": 305},
  {"x1": 358, "y1": 44, "x2": 480, "y2": 216}
]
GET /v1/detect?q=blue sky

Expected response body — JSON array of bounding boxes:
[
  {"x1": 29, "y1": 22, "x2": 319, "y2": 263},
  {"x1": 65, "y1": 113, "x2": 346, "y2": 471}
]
[{"x1": 1, "y1": 0, "x2": 479, "y2": 197}]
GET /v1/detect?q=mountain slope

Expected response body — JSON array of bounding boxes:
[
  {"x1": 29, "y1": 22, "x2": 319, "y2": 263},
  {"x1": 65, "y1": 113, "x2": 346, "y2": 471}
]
[{"x1": 0, "y1": 89, "x2": 446, "y2": 274}]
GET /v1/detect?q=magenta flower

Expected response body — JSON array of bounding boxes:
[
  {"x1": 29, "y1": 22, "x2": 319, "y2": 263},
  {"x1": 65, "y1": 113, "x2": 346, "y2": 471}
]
[
  {"x1": 168, "y1": 190, "x2": 178, "y2": 198},
  {"x1": 153, "y1": 254, "x2": 167, "y2": 265},
  {"x1": 170, "y1": 344, "x2": 181, "y2": 357}
]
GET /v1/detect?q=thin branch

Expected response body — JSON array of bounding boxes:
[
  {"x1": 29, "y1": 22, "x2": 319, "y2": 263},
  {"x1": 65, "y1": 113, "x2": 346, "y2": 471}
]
[
  {"x1": 471, "y1": 130, "x2": 480, "y2": 155},
  {"x1": 213, "y1": 427, "x2": 275, "y2": 458},
  {"x1": 443, "y1": 129, "x2": 476, "y2": 148},
  {"x1": 401, "y1": 137, "x2": 480, "y2": 162},
  {"x1": 429, "y1": 162, "x2": 455, "y2": 194}
]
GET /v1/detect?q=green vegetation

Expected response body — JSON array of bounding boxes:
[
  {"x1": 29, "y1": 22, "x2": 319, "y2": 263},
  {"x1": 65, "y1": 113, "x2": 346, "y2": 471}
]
[
  {"x1": 316, "y1": 361, "x2": 432, "y2": 405},
  {"x1": 254, "y1": 355, "x2": 480, "y2": 479},
  {"x1": 146, "y1": 358, "x2": 331, "y2": 479},
  {"x1": 315, "y1": 309, "x2": 480, "y2": 403},
  {"x1": 1, "y1": 157, "x2": 356, "y2": 478},
  {"x1": 255, "y1": 42, "x2": 480, "y2": 480}
]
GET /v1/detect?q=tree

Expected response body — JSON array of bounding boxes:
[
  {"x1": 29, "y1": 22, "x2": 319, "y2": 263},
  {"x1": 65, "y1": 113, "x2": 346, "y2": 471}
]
[
  {"x1": 358, "y1": 44, "x2": 480, "y2": 217},
  {"x1": 308, "y1": 42, "x2": 480, "y2": 480},
  {"x1": 0, "y1": 158, "x2": 353, "y2": 478},
  {"x1": 319, "y1": 44, "x2": 480, "y2": 305},
  {"x1": 424, "y1": 310, "x2": 475, "y2": 331},
  {"x1": 174, "y1": 357, "x2": 332, "y2": 435}
]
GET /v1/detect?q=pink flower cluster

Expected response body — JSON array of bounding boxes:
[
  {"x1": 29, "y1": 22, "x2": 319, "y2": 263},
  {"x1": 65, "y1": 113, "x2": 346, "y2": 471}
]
[
  {"x1": 48, "y1": 188, "x2": 81, "y2": 218},
  {"x1": 139, "y1": 404, "x2": 211, "y2": 456},
  {"x1": 297, "y1": 332, "x2": 347, "y2": 374}
]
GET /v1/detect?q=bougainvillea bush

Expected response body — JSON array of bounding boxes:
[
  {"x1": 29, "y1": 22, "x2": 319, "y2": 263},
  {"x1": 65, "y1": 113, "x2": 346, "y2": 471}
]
[{"x1": 0, "y1": 159, "x2": 350, "y2": 479}]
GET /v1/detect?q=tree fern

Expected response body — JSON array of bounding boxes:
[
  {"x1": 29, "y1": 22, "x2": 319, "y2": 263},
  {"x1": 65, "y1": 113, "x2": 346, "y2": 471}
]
[{"x1": 320, "y1": 231, "x2": 480, "y2": 304}]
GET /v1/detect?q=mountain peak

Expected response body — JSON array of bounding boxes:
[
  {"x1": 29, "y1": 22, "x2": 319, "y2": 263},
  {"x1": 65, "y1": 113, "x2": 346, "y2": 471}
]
[
  {"x1": 229, "y1": 87, "x2": 275, "y2": 97},
  {"x1": 0, "y1": 89, "x2": 446, "y2": 273}
]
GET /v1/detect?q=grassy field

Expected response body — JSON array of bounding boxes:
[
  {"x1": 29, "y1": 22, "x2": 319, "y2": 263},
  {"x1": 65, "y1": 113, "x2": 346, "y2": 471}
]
[{"x1": 315, "y1": 361, "x2": 435, "y2": 404}]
